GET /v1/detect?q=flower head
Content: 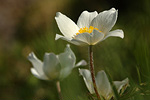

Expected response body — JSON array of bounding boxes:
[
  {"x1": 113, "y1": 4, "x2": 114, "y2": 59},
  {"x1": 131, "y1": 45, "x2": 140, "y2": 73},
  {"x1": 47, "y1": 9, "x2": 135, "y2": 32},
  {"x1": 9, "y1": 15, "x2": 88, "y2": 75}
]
[
  {"x1": 28, "y1": 44, "x2": 87, "y2": 81},
  {"x1": 55, "y1": 8, "x2": 124, "y2": 45},
  {"x1": 79, "y1": 69, "x2": 129, "y2": 100}
]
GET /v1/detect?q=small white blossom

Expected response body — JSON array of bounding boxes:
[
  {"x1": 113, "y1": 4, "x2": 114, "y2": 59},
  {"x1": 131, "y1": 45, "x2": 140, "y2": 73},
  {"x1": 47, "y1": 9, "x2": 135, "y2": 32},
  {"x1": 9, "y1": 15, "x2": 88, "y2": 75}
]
[
  {"x1": 28, "y1": 44, "x2": 87, "y2": 81},
  {"x1": 79, "y1": 69, "x2": 129, "y2": 100},
  {"x1": 55, "y1": 8, "x2": 124, "y2": 45}
]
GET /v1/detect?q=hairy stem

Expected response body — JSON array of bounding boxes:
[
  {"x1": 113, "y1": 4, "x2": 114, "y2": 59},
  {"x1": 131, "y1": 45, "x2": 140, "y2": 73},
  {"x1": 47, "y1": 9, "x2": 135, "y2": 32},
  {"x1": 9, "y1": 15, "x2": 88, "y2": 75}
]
[
  {"x1": 56, "y1": 81, "x2": 63, "y2": 100},
  {"x1": 89, "y1": 45, "x2": 101, "y2": 100}
]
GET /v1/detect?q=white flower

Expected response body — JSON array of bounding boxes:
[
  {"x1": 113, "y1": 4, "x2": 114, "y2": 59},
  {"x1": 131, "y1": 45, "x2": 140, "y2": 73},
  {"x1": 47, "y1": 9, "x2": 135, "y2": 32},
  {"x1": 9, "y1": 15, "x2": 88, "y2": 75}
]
[
  {"x1": 55, "y1": 8, "x2": 124, "y2": 45},
  {"x1": 28, "y1": 44, "x2": 87, "y2": 81},
  {"x1": 79, "y1": 69, "x2": 129, "y2": 100}
]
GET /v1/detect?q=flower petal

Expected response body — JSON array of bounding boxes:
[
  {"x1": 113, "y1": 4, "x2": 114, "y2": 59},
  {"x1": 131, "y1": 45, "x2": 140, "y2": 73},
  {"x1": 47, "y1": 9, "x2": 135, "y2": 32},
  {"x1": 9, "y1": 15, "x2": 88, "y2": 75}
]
[
  {"x1": 96, "y1": 70, "x2": 112, "y2": 99},
  {"x1": 77, "y1": 11, "x2": 98, "y2": 28},
  {"x1": 55, "y1": 12, "x2": 79, "y2": 39},
  {"x1": 113, "y1": 78, "x2": 129, "y2": 94},
  {"x1": 74, "y1": 30, "x2": 104, "y2": 45},
  {"x1": 103, "y1": 29, "x2": 124, "y2": 40},
  {"x1": 91, "y1": 30, "x2": 104, "y2": 45},
  {"x1": 79, "y1": 69, "x2": 95, "y2": 94},
  {"x1": 31, "y1": 68, "x2": 48, "y2": 80},
  {"x1": 74, "y1": 33, "x2": 91, "y2": 45},
  {"x1": 75, "y1": 60, "x2": 87, "y2": 67},
  {"x1": 43, "y1": 53, "x2": 61, "y2": 80},
  {"x1": 55, "y1": 34, "x2": 87, "y2": 45},
  {"x1": 58, "y1": 44, "x2": 76, "y2": 80},
  {"x1": 28, "y1": 52, "x2": 48, "y2": 79},
  {"x1": 91, "y1": 8, "x2": 118, "y2": 34}
]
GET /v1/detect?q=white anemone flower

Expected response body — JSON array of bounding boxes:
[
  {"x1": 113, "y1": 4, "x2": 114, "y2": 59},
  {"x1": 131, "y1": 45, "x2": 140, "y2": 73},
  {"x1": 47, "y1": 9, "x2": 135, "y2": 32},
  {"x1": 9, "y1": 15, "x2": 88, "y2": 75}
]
[
  {"x1": 28, "y1": 44, "x2": 87, "y2": 81},
  {"x1": 55, "y1": 8, "x2": 124, "y2": 45},
  {"x1": 79, "y1": 69, "x2": 129, "y2": 100}
]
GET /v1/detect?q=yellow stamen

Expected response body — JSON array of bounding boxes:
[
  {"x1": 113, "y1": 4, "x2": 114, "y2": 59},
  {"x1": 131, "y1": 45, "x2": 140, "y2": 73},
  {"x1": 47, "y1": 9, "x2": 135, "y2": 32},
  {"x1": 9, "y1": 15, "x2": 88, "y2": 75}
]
[{"x1": 76, "y1": 26, "x2": 101, "y2": 35}]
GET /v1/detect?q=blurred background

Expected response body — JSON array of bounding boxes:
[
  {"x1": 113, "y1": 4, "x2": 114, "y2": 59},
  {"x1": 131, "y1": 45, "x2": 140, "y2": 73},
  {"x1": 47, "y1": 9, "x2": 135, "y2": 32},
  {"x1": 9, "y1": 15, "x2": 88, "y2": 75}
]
[{"x1": 0, "y1": 0, "x2": 150, "y2": 100}]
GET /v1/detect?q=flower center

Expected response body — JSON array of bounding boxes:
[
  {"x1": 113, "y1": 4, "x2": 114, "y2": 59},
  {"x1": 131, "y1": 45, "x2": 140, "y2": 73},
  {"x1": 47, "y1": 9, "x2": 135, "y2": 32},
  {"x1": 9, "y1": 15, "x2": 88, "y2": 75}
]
[{"x1": 76, "y1": 26, "x2": 100, "y2": 35}]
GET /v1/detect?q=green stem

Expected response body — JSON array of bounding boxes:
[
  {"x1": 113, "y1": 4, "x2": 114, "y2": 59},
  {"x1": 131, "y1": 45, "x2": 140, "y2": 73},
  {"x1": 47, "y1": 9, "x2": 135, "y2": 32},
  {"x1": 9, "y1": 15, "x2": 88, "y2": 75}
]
[
  {"x1": 89, "y1": 45, "x2": 101, "y2": 100},
  {"x1": 56, "y1": 81, "x2": 63, "y2": 100}
]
